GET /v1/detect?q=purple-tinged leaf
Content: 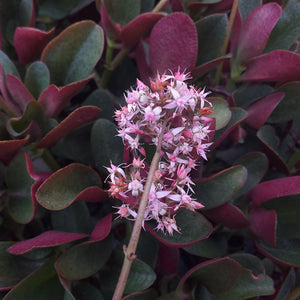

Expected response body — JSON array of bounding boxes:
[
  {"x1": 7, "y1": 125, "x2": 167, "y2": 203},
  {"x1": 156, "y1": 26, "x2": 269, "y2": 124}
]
[
  {"x1": 192, "y1": 56, "x2": 231, "y2": 81},
  {"x1": 194, "y1": 165, "x2": 247, "y2": 209},
  {"x1": 171, "y1": 0, "x2": 184, "y2": 11},
  {"x1": 245, "y1": 92, "x2": 284, "y2": 129},
  {"x1": 7, "y1": 231, "x2": 88, "y2": 255},
  {"x1": 234, "y1": 3, "x2": 281, "y2": 64},
  {"x1": 239, "y1": 50, "x2": 300, "y2": 82},
  {"x1": 0, "y1": 137, "x2": 29, "y2": 165},
  {"x1": 157, "y1": 244, "x2": 179, "y2": 274},
  {"x1": 149, "y1": 12, "x2": 198, "y2": 74},
  {"x1": 36, "y1": 163, "x2": 105, "y2": 210},
  {"x1": 246, "y1": 176, "x2": 300, "y2": 206},
  {"x1": 248, "y1": 208, "x2": 277, "y2": 246},
  {"x1": 178, "y1": 257, "x2": 242, "y2": 297},
  {"x1": 5, "y1": 75, "x2": 35, "y2": 113},
  {"x1": 89, "y1": 214, "x2": 112, "y2": 242},
  {"x1": 146, "y1": 209, "x2": 213, "y2": 247},
  {"x1": 203, "y1": 203, "x2": 249, "y2": 229},
  {"x1": 120, "y1": 13, "x2": 164, "y2": 48},
  {"x1": 58, "y1": 276, "x2": 75, "y2": 300},
  {"x1": 230, "y1": 10, "x2": 242, "y2": 54},
  {"x1": 273, "y1": 268, "x2": 296, "y2": 300},
  {"x1": 37, "y1": 77, "x2": 92, "y2": 118},
  {"x1": 41, "y1": 21, "x2": 104, "y2": 86},
  {"x1": 256, "y1": 238, "x2": 300, "y2": 267},
  {"x1": 14, "y1": 27, "x2": 55, "y2": 65},
  {"x1": 37, "y1": 106, "x2": 101, "y2": 148},
  {"x1": 257, "y1": 125, "x2": 289, "y2": 174},
  {"x1": 212, "y1": 107, "x2": 248, "y2": 149}
]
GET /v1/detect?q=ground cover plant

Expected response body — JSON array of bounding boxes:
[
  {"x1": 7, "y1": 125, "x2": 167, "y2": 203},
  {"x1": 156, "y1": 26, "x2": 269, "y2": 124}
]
[{"x1": 1, "y1": 0, "x2": 300, "y2": 299}]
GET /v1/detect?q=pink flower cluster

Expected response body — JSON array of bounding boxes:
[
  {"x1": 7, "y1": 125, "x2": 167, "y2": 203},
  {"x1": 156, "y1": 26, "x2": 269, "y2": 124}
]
[{"x1": 106, "y1": 71, "x2": 213, "y2": 235}]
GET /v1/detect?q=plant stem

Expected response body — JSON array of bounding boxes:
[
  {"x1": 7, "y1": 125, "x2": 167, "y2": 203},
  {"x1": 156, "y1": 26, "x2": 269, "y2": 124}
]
[
  {"x1": 215, "y1": 0, "x2": 239, "y2": 86},
  {"x1": 152, "y1": 0, "x2": 168, "y2": 13},
  {"x1": 41, "y1": 149, "x2": 60, "y2": 171},
  {"x1": 285, "y1": 285, "x2": 300, "y2": 300},
  {"x1": 0, "y1": 95, "x2": 18, "y2": 117},
  {"x1": 112, "y1": 134, "x2": 163, "y2": 300}
]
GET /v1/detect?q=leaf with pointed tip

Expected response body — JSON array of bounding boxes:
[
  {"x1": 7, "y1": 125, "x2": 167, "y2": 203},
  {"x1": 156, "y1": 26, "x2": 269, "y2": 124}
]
[
  {"x1": 3, "y1": 257, "x2": 65, "y2": 300},
  {"x1": 7, "y1": 231, "x2": 88, "y2": 255},
  {"x1": 149, "y1": 12, "x2": 198, "y2": 74},
  {"x1": 234, "y1": 3, "x2": 281, "y2": 64},
  {"x1": 196, "y1": 13, "x2": 228, "y2": 65},
  {"x1": 257, "y1": 125, "x2": 289, "y2": 174},
  {"x1": 41, "y1": 21, "x2": 104, "y2": 86},
  {"x1": 120, "y1": 13, "x2": 164, "y2": 48},
  {"x1": 194, "y1": 165, "x2": 247, "y2": 210},
  {"x1": 178, "y1": 257, "x2": 242, "y2": 296},
  {"x1": 37, "y1": 106, "x2": 101, "y2": 148},
  {"x1": 36, "y1": 163, "x2": 104, "y2": 210},
  {"x1": 24, "y1": 61, "x2": 50, "y2": 99},
  {"x1": 239, "y1": 50, "x2": 300, "y2": 82},
  {"x1": 0, "y1": 137, "x2": 29, "y2": 165},
  {"x1": 91, "y1": 118, "x2": 124, "y2": 172},
  {"x1": 256, "y1": 238, "x2": 300, "y2": 267},
  {"x1": 206, "y1": 97, "x2": 231, "y2": 130},
  {"x1": 14, "y1": 27, "x2": 55, "y2": 64},
  {"x1": 37, "y1": 77, "x2": 92, "y2": 118},
  {"x1": 264, "y1": 2, "x2": 300, "y2": 52},
  {"x1": 146, "y1": 209, "x2": 213, "y2": 247},
  {"x1": 245, "y1": 92, "x2": 284, "y2": 129}
]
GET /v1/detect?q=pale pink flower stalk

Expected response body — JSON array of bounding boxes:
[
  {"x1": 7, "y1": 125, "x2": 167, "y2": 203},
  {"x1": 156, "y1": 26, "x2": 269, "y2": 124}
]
[{"x1": 106, "y1": 70, "x2": 214, "y2": 235}]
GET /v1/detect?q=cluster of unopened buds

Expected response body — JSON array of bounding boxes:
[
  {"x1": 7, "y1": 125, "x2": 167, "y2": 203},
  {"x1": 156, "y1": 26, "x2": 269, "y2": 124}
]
[{"x1": 106, "y1": 70, "x2": 214, "y2": 235}]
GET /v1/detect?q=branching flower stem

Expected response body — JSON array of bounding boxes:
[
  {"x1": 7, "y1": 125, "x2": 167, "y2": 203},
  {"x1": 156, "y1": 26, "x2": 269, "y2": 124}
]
[{"x1": 112, "y1": 127, "x2": 165, "y2": 300}]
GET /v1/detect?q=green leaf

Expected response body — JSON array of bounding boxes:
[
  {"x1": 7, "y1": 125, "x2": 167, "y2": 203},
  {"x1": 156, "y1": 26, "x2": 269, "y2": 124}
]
[
  {"x1": 41, "y1": 20, "x2": 104, "y2": 85},
  {"x1": 91, "y1": 118, "x2": 124, "y2": 172},
  {"x1": 5, "y1": 152, "x2": 35, "y2": 223},
  {"x1": 269, "y1": 82, "x2": 300, "y2": 123},
  {"x1": 123, "y1": 289, "x2": 159, "y2": 300},
  {"x1": 24, "y1": 61, "x2": 50, "y2": 99},
  {"x1": 72, "y1": 282, "x2": 104, "y2": 300},
  {"x1": 262, "y1": 194, "x2": 300, "y2": 238},
  {"x1": 184, "y1": 234, "x2": 227, "y2": 258},
  {"x1": 55, "y1": 234, "x2": 113, "y2": 280},
  {"x1": 264, "y1": 2, "x2": 300, "y2": 52},
  {"x1": 211, "y1": 269, "x2": 274, "y2": 300},
  {"x1": 230, "y1": 253, "x2": 265, "y2": 275},
  {"x1": 178, "y1": 257, "x2": 242, "y2": 296},
  {"x1": 0, "y1": 50, "x2": 20, "y2": 78},
  {"x1": 3, "y1": 257, "x2": 65, "y2": 300},
  {"x1": 147, "y1": 209, "x2": 213, "y2": 247},
  {"x1": 36, "y1": 163, "x2": 103, "y2": 210},
  {"x1": 207, "y1": 97, "x2": 231, "y2": 130},
  {"x1": 256, "y1": 238, "x2": 300, "y2": 267},
  {"x1": 194, "y1": 165, "x2": 247, "y2": 210},
  {"x1": 238, "y1": 0, "x2": 262, "y2": 20},
  {"x1": 196, "y1": 14, "x2": 228, "y2": 65},
  {"x1": 103, "y1": 0, "x2": 141, "y2": 27},
  {"x1": 99, "y1": 250, "x2": 156, "y2": 294},
  {"x1": 233, "y1": 152, "x2": 268, "y2": 199}
]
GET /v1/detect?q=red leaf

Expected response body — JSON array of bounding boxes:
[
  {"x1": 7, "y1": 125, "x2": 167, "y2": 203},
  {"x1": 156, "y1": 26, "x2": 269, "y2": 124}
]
[
  {"x1": 239, "y1": 50, "x2": 300, "y2": 82},
  {"x1": 6, "y1": 75, "x2": 35, "y2": 113},
  {"x1": 0, "y1": 137, "x2": 29, "y2": 165},
  {"x1": 14, "y1": 27, "x2": 55, "y2": 65},
  {"x1": 7, "y1": 231, "x2": 88, "y2": 254},
  {"x1": 89, "y1": 214, "x2": 112, "y2": 241},
  {"x1": 37, "y1": 77, "x2": 92, "y2": 118},
  {"x1": 246, "y1": 176, "x2": 300, "y2": 206},
  {"x1": 149, "y1": 12, "x2": 198, "y2": 74},
  {"x1": 37, "y1": 106, "x2": 101, "y2": 148},
  {"x1": 120, "y1": 13, "x2": 164, "y2": 48},
  {"x1": 235, "y1": 3, "x2": 281, "y2": 63},
  {"x1": 245, "y1": 92, "x2": 284, "y2": 129},
  {"x1": 248, "y1": 208, "x2": 277, "y2": 246},
  {"x1": 157, "y1": 244, "x2": 179, "y2": 274},
  {"x1": 203, "y1": 203, "x2": 249, "y2": 229},
  {"x1": 74, "y1": 186, "x2": 108, "y2": 203}
]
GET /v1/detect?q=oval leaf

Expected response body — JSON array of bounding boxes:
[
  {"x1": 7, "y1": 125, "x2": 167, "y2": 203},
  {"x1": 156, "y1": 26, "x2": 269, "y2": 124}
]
[
  {"x1": 41, "y1": 21, "x2": 104, "y2": 85},
  {"x1": 207, "y1": 97, "x2": 231, "y2": 130}
]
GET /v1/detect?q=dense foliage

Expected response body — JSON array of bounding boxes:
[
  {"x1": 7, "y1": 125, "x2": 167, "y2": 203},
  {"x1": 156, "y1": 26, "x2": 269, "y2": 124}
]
[{"x1": 1, "y1": 0, "x2": 300, "y2": 299}]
